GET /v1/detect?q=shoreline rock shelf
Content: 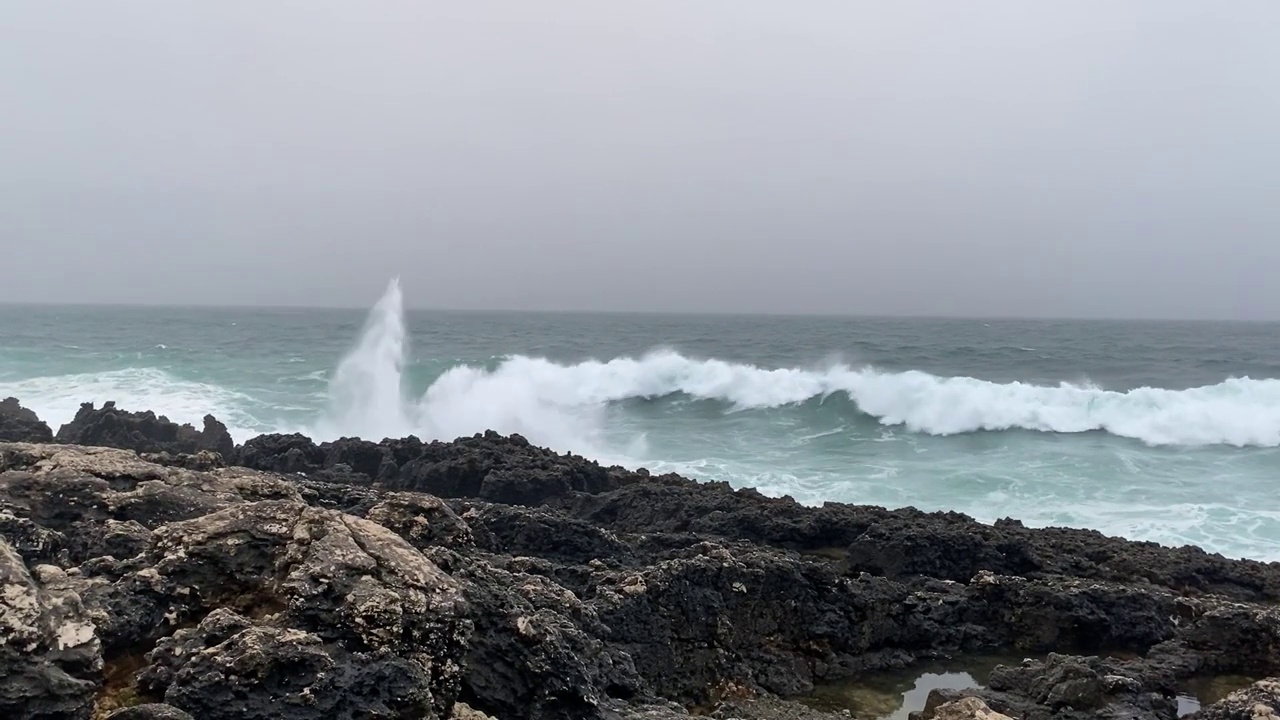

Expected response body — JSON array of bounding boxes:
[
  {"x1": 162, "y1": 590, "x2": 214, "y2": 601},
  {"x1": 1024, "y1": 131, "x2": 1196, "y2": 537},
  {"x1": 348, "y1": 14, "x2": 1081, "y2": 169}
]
[{"x1": 1, "y1": 398, "x2": 1279, "y2": 720}]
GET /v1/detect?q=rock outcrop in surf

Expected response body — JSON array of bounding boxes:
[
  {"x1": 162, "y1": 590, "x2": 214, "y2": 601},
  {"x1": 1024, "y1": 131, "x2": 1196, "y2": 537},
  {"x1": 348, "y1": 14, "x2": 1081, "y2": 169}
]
[
  {"x1": 3, "y1": 401, "x2": 1280, "y2": 720},
  {"x1": 0, "y1": 397, "x2": 53, "y2": 443},
  {"x1": 53, "y1": 401, "x2": 234, "y2": 460}
]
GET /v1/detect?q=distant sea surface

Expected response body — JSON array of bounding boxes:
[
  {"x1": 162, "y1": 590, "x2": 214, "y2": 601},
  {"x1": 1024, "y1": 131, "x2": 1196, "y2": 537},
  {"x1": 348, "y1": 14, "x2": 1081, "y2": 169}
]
[{"x1": 4, "y1": 283, "x2": 1280, "y2": 561}]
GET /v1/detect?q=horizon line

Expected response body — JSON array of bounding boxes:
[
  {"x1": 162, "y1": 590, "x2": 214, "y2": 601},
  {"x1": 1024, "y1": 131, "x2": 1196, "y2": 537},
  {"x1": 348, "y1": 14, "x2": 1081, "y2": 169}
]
[{"x1": 0, "y1": 299, "x2": 1275, "y2": 324}]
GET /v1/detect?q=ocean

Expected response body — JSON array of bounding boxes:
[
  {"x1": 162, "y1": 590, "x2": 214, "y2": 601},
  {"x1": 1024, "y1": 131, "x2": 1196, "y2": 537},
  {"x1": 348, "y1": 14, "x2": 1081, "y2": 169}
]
[{"x1": 3, "y1": 280, "x2": 1279, "y2": 561}]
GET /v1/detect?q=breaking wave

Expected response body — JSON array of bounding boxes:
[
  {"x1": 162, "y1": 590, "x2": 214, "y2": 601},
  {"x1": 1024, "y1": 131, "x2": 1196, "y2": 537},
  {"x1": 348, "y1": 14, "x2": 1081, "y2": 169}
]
[
  {"x1": 0, "y1": 367, "x2": 272, "y2": 440},
  {"x1": 5, "y1": 278, "x2": 1279, "y2": 560},
  {"x1": 313, "y1": 279, "x2": 1280, "y2": 448},
  {"x1": 4, "y1": 279, "x2": 1278, "y2": 450},
  {"x1": 404, "y1": 354, "x2": 1280, "y2": 447}
]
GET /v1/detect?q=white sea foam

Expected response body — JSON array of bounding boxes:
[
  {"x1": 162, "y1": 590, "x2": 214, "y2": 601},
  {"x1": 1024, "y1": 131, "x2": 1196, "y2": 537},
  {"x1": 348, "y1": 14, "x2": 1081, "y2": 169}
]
[
  {"x1": 313, "y1": 277, "x2": 414, "y2": 442},
  {"x1": 0, "y1": 367, "x2": 267, "y2": 440},
  {"x1": 311, "y1": 278, "x2": 610, "y2": 451},
  {"x1": 408, "y1": 355, "x2": 1280, "y2": 446},
  {"x1": 303, "y1": 280, "x2": 1280, "y2": 449},
  {"x1": 5, "y1": 279, "x2": 1280, "y2": 559},
  {"x1": 8, "y1": 279, "x2": 1280, "y2": 451}
]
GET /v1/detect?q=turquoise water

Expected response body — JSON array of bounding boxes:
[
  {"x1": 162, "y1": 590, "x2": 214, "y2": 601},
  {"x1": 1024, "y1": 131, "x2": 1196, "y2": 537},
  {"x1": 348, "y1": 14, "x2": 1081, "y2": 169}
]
[{"x1": 3, "y1": 281, "x2": 1280, "y2": 560}]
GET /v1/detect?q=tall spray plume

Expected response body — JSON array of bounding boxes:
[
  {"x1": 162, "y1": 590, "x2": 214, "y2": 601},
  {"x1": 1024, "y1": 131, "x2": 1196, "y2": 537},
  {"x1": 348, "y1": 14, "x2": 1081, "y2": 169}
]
[
  {"x1": 314, "y1": 279, "x2": 1280, "y2": 450},
  {"x1": 320, "y1": 277, "x2": 414, "y2": 441},
  {"x1": 314, "y1": 277, "x2": 611, "y2": 451}
]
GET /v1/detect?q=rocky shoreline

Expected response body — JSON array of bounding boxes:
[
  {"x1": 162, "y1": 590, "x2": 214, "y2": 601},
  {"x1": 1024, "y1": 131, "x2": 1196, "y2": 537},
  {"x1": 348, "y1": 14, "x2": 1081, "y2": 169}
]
[{"x1": 3, "y1": 398, "x2": 1280, "y2": 720}]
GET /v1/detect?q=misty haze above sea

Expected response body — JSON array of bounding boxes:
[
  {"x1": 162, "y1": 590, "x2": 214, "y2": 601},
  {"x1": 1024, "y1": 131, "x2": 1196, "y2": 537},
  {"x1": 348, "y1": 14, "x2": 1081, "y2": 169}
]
[{"x1": 3, "y1": 282, "x2": 1280, "y2": 561}]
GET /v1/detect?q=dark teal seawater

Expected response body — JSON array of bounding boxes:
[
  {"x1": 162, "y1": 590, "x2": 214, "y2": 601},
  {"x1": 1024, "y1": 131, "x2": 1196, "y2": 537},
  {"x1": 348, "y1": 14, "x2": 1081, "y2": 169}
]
[{"x1": 3, "y1": 298, "x2": 1280, "y2": 560}]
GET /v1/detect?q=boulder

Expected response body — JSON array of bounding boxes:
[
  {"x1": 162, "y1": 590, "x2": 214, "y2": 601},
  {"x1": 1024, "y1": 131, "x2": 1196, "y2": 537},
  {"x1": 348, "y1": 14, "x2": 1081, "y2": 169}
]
[
  {"x1": 54, "y1": 402, "x2": 233, "y2": 459},
  {"x1": 112, "y1": 500, "x2": 471, "y2": 719},
  {"x1": 323, "y1": 438, "x2": 398, "y2": 481},
  {"x1": 0, "y1": 397, "x2": 53, "y2": 443},
  {"x1": 452, "y1": 559, "x2": 642, "y2": 720},
  {"x1": 1196, "y1": 678, "x2": 1280, "y2": 720},
  {"x1": 455, "y1": 501, "x2": 632, "y2": 566},
  {"x1": 0, "y1": 443, "x2": 300, "y2": 566},
  {"x1": 923, "y1": 696, "x2": 1014, "y2": 720},
  {"x1": 104, "y1": 704, "x2": 195, "y2": 720},
  {"x1": 234, "y1": 433, "x2": 325, "y2": 474},
  {"x1": 365, "y1": 493, "x2": 475, "y2": 552},
  {"x1": 142, "y1": 610, "x2": 439, "y2": 720},
  {"x1": 0, "y1": 539, "x2": 102, "y2": 720}
]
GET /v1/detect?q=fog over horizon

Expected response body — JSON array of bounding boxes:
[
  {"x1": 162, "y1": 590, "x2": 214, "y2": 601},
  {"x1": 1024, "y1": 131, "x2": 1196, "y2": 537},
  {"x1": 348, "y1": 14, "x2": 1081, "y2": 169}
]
[{"x1": 3, "y1": 2, "x2": 1279, "y2": 320}]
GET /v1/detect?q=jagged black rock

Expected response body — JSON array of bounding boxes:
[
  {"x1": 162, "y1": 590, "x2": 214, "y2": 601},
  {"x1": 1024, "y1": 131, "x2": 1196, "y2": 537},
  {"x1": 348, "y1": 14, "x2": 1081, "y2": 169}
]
[{"x1": 2, "y1": 400, "x2": 1280, "y2": 720}]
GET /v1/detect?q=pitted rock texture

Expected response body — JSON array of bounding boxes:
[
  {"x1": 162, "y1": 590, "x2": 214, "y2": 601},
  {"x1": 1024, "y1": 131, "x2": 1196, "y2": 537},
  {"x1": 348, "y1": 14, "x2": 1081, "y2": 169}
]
[
  {"x1": 104, "y1": 704, "x2": 195, "y2": 720},
  {"x1": 0, "y1": 397, "x2": 53, "y2": 444},
  {"x1": 139, "y1": 609, "x2": 442, "y2": 720},
  {"x1": 55, "y1": 402, "x2": 233, "y2": 460},
  {"x1": 109, "y1": 501, "x2": 471, "y2": 719},
  {"x1": 0, "y1": 538, "x2": 102, "y2": 720},
  {"x1": 1194, "y1": 679, "x2": 1280, "y2": 720}
]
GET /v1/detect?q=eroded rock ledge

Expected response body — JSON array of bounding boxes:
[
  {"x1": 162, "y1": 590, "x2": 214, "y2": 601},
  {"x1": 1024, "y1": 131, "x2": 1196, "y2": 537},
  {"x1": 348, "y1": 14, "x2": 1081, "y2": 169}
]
[{"x1": 1, "y1": 399, "x2": 1279, "y2": 720}]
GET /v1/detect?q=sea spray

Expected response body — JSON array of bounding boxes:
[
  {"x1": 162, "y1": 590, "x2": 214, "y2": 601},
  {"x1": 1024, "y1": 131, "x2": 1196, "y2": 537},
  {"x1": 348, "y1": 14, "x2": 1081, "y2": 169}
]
[
  {"x1": 407, "y1": 351, "x2": 1280, "y2": 447},
  {"x1": 311, "y1": 278, "x2": 612, "y2": 452},
  {"x1": 8, "y1": 288, "x2": 1280, "y2": 448},
  {"x1": 5, "y1": 295, "x2": 1280, "y2": 559},
  {"x1": 316, "y1": 277, "x2": 414, "y2": 441},
  {"x1": 317, "y1": 301, "x2": 1280, "y2": 448}
]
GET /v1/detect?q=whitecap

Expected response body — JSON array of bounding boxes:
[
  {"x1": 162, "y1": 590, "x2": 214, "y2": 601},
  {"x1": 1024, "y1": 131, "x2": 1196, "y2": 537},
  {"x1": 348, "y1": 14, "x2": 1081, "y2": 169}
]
[
  {"x1": 309, "y1": 281, "x2": 1280, "y2": 450},
  {"x1": 0, "y1": 367, "x2": 265, "y2": 442}
]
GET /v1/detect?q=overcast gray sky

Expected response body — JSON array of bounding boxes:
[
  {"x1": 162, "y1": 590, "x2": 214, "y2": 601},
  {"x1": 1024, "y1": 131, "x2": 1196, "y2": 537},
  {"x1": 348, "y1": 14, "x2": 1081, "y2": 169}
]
[{"x1": 2, "y1": 2, "x2": 1278, "y2": 319}]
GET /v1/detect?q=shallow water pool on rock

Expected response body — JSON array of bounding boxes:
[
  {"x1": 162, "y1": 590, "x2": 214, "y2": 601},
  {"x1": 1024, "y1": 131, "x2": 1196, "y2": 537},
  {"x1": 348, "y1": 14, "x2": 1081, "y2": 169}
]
[
  {"x1": 1175, "y1": 675, "x2": 1259, "y2": 717},
  {"x1": 801, "y1": 656, "x2": 1022, "y2": 719},
  {"x1": 801, "y1": 657, "x2": 1256, "y2": 720}
]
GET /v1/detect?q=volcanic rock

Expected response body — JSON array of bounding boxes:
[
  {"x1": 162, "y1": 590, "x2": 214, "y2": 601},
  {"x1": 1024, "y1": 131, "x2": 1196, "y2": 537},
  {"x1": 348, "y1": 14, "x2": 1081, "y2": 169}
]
[
  {"x1": 0, "y1": 538, "x2": 102, "y2": 720},
  {"x1": 0, "y1": 443, "x2": 300, "y2": 566},
  {"x1": 112, "y1": 501, "x2": 471, "y2": 719},
  {"x1": 55, "y1": 402, "x2": 233, "y2": 459},
  {"x1": 0, "y1": 397, "x2": 53, "y2": 443},
  {"x1": 236, "y1": 431, "x2": 634, "y2": 504},
  {"x1": 922, "y1": 696, "x2": 1014, "y2": 720},
  {"x1": 104, "y1": 704, "x2": 195, "y2": 720},
  {"x1": 1196, "y1": 678, "x2": 1280, "y2": 720},
  {"x1": 5, "y1": 412, "x2": 1280, "y2": 720}
]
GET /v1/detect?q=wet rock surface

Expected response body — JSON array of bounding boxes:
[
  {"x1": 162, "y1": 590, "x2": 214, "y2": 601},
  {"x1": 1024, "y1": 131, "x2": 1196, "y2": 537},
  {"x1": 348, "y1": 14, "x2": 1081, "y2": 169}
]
[
  {"x1": 1195, "y1": 678, "x2": 1280, "y2": 720},
  {"x1": 918, "y1": 653, "x2": 1185, "y2": 720},
  {"x1": 1, "y1": 401, "x2": 1280, "y2": 719}
]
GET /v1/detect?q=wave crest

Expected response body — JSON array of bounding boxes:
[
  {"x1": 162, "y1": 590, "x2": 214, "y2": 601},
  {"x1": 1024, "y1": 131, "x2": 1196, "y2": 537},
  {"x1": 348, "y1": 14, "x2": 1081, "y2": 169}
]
[
  {"x1": 313, "y1": 280, "x2": 1280, "y2": 448},
  {"x1": 404, "y1": 352, "x2": 1280, "y2": 447},
  {"x1": 8, "y1": 280, "x2": 1276, "y2": 451}
]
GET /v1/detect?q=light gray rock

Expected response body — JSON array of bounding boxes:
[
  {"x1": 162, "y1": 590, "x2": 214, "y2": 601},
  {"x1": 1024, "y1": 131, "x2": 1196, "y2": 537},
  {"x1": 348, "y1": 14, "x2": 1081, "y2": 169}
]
[
  {"x1": 104, "y1": 703, "x2": 195, "y2": 720},
  {"x1": 1195, "y1": 678, "x2": 1280, "y2": 720},
  {"x1": 117, "y1": 500, "x2": 471, "y2": 720},
  {"x1": 0, "y1": 537, "x2": 102, "y2": 720}
]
